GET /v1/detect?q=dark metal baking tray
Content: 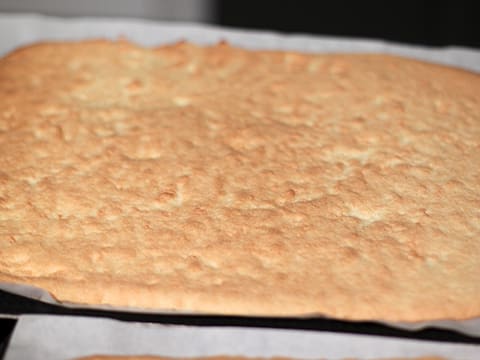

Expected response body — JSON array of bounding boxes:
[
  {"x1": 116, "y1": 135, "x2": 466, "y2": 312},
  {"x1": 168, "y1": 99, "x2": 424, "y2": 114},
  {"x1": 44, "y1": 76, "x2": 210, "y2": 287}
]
[{"x1": 0, "y1": 289, "x2": 479, "y2": 346}]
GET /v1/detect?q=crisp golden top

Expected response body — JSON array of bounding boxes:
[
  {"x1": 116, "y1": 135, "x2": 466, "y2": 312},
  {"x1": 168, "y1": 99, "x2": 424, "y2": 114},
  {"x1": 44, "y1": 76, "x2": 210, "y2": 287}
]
[{"x1": 0, "y1": 40, "x2": 479, "y2": 321}]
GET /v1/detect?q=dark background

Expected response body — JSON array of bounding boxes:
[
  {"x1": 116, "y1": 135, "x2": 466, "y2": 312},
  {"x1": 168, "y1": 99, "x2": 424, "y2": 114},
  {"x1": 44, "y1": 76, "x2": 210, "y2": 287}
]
[
  {"x1": 215, "y1": 1, "x2": 480, "y2": 48},
  {"x1": 0, "y1": 1, "x2": 479, "y2": 48},
  {"x1": 0, "y1": 1, "x2": 478, "y2": 48}
]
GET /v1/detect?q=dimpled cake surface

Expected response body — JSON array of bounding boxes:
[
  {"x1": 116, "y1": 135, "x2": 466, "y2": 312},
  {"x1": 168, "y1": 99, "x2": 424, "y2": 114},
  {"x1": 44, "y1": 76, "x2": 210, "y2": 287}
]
[{"x1": 0, "y1": 40, "x2": 479, "y2": 321}]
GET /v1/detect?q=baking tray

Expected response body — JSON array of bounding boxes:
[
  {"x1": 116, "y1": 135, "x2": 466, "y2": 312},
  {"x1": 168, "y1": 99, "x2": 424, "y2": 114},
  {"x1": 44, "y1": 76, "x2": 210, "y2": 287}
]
[
  {"x1": 0, "y1": 319, "x2": 16, "y2": 360},
  {"x1": 1, "y1": 289, "x2": 479, "y2": 345},
  {"x1": 1, "y1": 13, "x2": 480, "y2": 348}
]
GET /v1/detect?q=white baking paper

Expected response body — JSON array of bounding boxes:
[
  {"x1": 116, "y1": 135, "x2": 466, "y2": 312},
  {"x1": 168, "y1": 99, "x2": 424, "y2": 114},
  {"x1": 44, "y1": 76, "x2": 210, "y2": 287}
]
[
  {"x1": 1, "y1": 282, "x2": 480, "y2": 339},
  {"x1": 0, "y1": 12, "x2": 479, "y2": 338},
  {"x1": 3, "y1": 314, "x2": 480, "y2": 360},
  {"x1": 0, "y1": 13, "x2": 479, "y2": 72}
]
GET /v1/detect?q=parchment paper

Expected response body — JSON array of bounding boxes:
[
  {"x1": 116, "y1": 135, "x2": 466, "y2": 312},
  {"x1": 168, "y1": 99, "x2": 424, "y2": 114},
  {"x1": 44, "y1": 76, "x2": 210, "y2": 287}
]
[
  {"x1": 0, "y1": 13, "x2": 479, "y2": 71},
  {"x1": 4, "y1": 315, "x2": 480, "y2": 360},
  {"x1": 0, "y1": 12, "x2": 479, "y2": 338}
]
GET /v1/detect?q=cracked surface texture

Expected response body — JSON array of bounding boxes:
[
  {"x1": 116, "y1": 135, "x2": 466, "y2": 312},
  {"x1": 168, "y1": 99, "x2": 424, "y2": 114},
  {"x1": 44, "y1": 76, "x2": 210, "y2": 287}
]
[{"x1": 0, "y1": 40, "x2": 479, "y2": 321}]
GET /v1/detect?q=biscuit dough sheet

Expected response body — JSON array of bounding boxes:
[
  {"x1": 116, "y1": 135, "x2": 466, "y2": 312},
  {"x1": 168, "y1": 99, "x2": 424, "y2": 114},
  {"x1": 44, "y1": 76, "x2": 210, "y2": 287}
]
[
  {"x1": 4, "y1": 315, "x2": 480, "y2": 360},
  {"x1": 0, "y1": 13, "x2": 479, "y2": 335}
]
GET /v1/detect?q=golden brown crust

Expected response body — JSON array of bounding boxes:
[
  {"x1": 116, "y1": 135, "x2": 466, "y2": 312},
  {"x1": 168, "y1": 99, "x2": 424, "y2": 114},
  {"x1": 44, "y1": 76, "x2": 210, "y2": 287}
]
[{"x1": 0, "y1": 40, "x2": 479, "y2": 321}]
